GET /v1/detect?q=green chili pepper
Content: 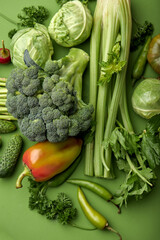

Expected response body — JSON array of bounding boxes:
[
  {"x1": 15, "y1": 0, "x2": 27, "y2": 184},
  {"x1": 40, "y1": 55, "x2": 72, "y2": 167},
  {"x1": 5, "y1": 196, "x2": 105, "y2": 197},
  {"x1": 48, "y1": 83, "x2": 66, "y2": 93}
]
[
  {"x1": 132, "y1": 35, "x2": 152, "y2": 85},
  {"x1": 77, "y1": 187, "x2": 122, "y2": 239},
  {"x1": 67, "y1": 178, "x2": 120, "y2": 213}
]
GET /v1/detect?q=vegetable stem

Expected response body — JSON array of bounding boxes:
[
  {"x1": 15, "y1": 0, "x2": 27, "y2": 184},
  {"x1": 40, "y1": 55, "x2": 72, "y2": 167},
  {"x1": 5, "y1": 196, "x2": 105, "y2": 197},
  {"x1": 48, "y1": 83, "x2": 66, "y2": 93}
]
[
  {"x1": 93, "y1": 0, "x2": 120, "y2": 178},
  {"x1": 0, "y1": 12, "x2": 17, "y2": 25},
  {"x1": 126, "y1": 153, "x2": 153, "y2": 187},
  {"x1": 16, "y1": 167, "x2": 31, "y2": 189},
  {"x1": 84, "y1": 0, "x2": 103, "y2": 176}
]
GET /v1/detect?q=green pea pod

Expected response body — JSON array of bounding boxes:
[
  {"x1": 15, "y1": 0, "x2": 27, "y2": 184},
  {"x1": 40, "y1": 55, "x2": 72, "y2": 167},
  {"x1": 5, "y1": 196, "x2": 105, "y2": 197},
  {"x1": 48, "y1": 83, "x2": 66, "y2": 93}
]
[
  {"x1": 67, "y1": 178, "x2": 120, "y2": 213},
  {"x1": 132, "y1": 35, "x2": 152, "y2": 85},
  {"x1": 77, "y1": 187, "x2": 122, "y2": 239}
]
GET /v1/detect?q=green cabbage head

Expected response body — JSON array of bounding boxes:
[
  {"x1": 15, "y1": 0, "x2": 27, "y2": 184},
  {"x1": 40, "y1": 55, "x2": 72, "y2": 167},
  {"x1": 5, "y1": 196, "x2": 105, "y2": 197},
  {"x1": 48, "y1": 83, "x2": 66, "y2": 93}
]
[
  {"x1": 48, "y1": 0, "x2": 92, "y2": 47},
  {"x1": 132, "y1": 78, "x2": 160, "y2": 119},
  {"x1": 10, "y1": 23, "x2": 54, "y2": 69}
]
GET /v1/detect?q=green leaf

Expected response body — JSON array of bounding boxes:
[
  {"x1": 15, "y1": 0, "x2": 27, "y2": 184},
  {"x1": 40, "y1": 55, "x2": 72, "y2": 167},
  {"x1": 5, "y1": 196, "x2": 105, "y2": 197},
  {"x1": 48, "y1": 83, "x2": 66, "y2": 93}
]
[
  {"x1": 141, "y1": 116, "x2": 160, "y2": 169},
  {"x1": 116, "y1": 159, "x2": 130, "y2": 172},
  {"x1": 98, "y1": 40, "x2": 126, "y2": 85}
]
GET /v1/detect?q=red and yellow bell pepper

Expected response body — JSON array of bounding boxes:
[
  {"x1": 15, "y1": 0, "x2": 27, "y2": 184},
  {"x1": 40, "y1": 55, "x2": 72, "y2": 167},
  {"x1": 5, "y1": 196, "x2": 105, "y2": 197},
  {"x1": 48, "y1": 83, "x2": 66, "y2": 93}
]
[{"x1": 16, "y1": 137, "x2": 83, "y2": 188}]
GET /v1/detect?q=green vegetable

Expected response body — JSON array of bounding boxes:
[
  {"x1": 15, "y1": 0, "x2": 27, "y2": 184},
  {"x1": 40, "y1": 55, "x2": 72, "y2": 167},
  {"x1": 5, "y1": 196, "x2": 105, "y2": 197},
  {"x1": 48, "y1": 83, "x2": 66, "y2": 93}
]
[
  {"x1": 106, "y1": 116, "x2": 160, "y2": 207},
  {"x1": 0, "y1": 134, "x2": 23, "y2": 177},
  {"x1": 132, "y1": 36, "x2": 152, "y2": 85},
  {"x1": 56, "y1": 0, "x2": 93, "y2": 6},
  {"x1": 0, "y1": 137, "x2": 2, "y2": 147},
  {"x1": 84, "y1": 0, "x2": 132, "y2": 178},
  {"x1": 77, "y1": 187, "x2": 122, "y2": 239},
  {"x1": 67, "y1": 178, "x2": 120, "y2": 213},
  {"x1": 0, "y1": 119, "x2": 16, "y2": 133},
  {"x1": 10, "y1": 23, "x2": 53, "y2": 69},
  {"x1": 28, "y1": 178, "x2": 77, "y2": 225},
  {"x1": 0, "y1": 6, "x2": 49, "y2": 39},
  {"x1": 0, "y1": 78, "x2": 16, "y2": 120},
  {"x1": 5, "y1": 48, "x2": 93, "y2": 142},
  {"x1": 132, "y1": 78, "x2": 160, "y2": 119},
  {"x1": 48, "y1": 0, "x2": 92, "y2": 47},
  {"x1": 130, "y1": 20, "x2": 154, "y2": 51},
  {"x1": 141, "y1": 115, "x2": 160, "y2": 169}
]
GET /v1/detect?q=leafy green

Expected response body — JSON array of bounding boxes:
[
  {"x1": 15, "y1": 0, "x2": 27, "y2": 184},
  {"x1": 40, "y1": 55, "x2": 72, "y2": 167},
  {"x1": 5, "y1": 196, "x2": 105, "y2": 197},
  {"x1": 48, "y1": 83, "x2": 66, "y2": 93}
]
[
  {"x1": 141, "y1": 115, "x2": 160, "y2": 169},
  {"x1": 106, "y1": 117, "x2": 160, "y2": 207},
  {"x1": 130, "y1": 20, "x2": 154, "y2": 51},
  {"x1": 28, "y1": 178, "x2": 77, "y2": 224},
  {"x1": 17, "y1": 6, "x2": 49, "y2": 27},
  {"x1": 98, "y1": 40, "x2": 126, "y2": 85}
]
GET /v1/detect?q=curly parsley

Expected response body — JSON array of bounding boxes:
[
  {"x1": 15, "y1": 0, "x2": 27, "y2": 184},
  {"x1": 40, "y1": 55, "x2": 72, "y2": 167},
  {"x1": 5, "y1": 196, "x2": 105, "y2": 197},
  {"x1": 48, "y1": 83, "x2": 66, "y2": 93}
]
[{"x1": 28, "y1": 178, "x2": 77, "y2": 225}]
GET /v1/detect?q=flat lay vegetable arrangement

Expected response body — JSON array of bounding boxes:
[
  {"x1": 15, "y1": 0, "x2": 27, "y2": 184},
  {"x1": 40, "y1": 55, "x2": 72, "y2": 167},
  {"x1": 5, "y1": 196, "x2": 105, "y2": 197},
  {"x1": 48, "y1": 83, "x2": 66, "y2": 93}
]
[{"x1": 0, "y1": 0, "x2": 160, "y2": 240}]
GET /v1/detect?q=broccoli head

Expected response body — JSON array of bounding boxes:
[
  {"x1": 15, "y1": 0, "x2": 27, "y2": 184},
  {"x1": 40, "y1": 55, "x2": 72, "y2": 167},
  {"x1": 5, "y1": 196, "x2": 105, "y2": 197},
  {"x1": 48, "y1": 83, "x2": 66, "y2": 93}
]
[{"x1": 6, "y1": 48, "x2": 94, "y2": 143}]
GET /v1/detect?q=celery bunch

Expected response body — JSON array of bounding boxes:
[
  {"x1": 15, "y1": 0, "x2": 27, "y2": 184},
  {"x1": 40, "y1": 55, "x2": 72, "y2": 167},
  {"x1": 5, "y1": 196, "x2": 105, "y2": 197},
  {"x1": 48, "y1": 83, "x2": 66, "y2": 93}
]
[{"x1": 84, "y1": 0, "x2": 132, "y2": 178}]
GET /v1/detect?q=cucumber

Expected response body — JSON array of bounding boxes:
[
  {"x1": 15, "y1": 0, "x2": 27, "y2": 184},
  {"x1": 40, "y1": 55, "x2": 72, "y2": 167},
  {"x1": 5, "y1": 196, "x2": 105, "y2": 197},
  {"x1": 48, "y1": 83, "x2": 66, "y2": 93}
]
[
  {"x1": 0, "y1": 134, "x2": 23, "y2": 177},
  {"x1": 0, "y1": 119, "x2": 16, "y2": 133}
]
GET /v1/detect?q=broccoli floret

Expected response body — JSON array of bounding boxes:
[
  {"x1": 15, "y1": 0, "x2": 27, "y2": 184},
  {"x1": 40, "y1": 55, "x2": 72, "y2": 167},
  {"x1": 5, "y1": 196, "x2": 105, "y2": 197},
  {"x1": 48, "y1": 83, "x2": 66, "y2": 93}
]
[
  {"x1": 28, "y1": 107, "x2": 43, "y2": 121},
  {"x1": 51, "y1": 81, "x2": 77, "y2": 113},
  {"x1": 25, "y1": 66, "x2": 39, "y2": 79},
  {"x1": 43, "y1": 75, "x2": 59, "y2": 92},
  {"x1": 42, "y1": 107, "x2": 60, "y2": 123},
  {"x1": 44, "y1": 60, "x2": 60, "y2": 75},
  {"x1": 69, "y1": 104, "x2": 94, "y2": 132},
  {"x1": 38, "y1": 93, "x2": 55, "y2": 108},
  {"x1": 6, "y1": 93, "x2": 30, "y2": 119},
  {"x1": 27, "y1": 96, "x2": 39, "y2": 108},
  {"x1": 53, "y1": 115, "x2": 69, "y2": 141},
  {"x1": 68, "y1": 119, "x2": 80, "y2": 136},
  {"x1": 19, "y1": 117, "x2": 46, "y2": 142},
  {"x1": 46, "y1": 122, "x2": 60, "y2": 142},
  {"x1": 21, "y1": 76, "x2": 41, "y2": 96}
]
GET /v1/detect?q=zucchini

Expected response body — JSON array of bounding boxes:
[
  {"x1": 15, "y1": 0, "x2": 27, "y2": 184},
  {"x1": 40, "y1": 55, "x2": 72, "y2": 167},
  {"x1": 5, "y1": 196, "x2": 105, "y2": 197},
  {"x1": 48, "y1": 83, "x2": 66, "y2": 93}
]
[
  {"x1": 0, "y1": 119, "x2": 16, "y2": 133},
  {"x1": 0, "y1": 134, "x2": 23, "y2": 177}
]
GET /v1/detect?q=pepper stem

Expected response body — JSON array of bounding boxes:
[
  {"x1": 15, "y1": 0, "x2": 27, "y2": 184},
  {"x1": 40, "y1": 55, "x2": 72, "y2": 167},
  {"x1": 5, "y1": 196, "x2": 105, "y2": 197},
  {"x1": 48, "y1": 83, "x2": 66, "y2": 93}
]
[
  {"x1": 16, "y1": 167, "x2": 31, "y2": 189},
  {"x1": 2, "y1": 40, "x2": 6, "y2": 54},
  {"x1": 106, "y1": 225, "x2": 122, "y2": 240}
]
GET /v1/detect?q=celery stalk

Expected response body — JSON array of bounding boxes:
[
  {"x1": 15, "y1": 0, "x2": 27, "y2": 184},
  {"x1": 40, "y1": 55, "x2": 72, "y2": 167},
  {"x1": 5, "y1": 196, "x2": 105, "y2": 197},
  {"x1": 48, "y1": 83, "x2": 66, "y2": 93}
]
[
  {"x1": 84, "y1": 0, "x2": 104, "y2": 176},
  {"x1": 84, "y1": 0, "x2": 132, "y2": 178},
  {"x1": 94, "y1": 0, "x2": 120, "y2": 178},
  {"x1": 103, "y1": 0, "x2": 132, "y2": 177}
]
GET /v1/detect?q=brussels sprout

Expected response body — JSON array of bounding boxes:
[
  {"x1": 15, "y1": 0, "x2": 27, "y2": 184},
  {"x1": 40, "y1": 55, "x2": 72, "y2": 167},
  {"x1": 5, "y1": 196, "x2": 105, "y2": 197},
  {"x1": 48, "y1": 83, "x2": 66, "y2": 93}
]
[
  {"x1": 48, "y1": 0, "x2": 93, "y2": 47},
  {"x1": 132, "y1": 78, "x2": 160, "y2": 119},
  {"x1": 10, "y1": 23, "x2": 54, "y2": 69}
]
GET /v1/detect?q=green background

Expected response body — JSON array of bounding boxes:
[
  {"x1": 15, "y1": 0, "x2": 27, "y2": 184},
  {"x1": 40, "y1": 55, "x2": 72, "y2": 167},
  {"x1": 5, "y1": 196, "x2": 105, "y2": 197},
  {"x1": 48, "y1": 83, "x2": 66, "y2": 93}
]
[{"x1": 0, "y1": 0, "x2": 160, "y2": 240}]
